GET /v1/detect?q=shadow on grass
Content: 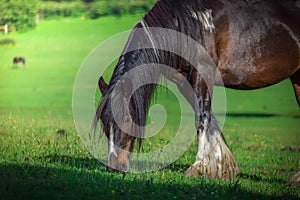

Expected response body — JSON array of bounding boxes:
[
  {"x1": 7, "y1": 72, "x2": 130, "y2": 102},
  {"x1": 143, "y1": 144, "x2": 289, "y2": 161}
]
[
  {"x1": 44, "y1": 155, "x2": 297, "y2": 185},
  {"x1": 44, "y1": 154, "x2": 191, "y2": 173},
  {"x1": 219, "y1": 113, "x2": 300, "y2": 119},
  {"x1": 44, "y1": 155, "x2": 102, "y2": 171},
  {"x1": 0, "y1": 157, "x2": 298, "y2": 199},
  {"x1": 238, "y1": 173, "x2": 286, "y2": 185}
]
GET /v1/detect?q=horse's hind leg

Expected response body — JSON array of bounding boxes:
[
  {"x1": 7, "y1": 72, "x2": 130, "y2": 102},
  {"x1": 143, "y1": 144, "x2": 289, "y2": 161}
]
[
  {"x1": 181, "y1": 67, "x2": 239, "y2": 180},
  {"x1": 291, "y1": 69, "x2": 300, "y2": 107},
  {"x1": 286, "y1": 69, "x2": 300, "y2": 186}
]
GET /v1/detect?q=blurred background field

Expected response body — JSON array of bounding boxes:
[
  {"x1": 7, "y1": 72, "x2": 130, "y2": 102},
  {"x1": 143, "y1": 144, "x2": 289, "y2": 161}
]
[{"x1": 0, "y1": 0, "x2": 300, "y2": 199}]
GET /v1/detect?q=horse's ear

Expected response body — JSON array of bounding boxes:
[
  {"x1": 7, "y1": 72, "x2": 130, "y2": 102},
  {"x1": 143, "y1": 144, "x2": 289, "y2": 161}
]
[
  {"x1": 121, "y1": 77, "x2": 132, "y2": 98},
  {"x1": 98, "y1": 76, "x2": 109, "y2": 95}
]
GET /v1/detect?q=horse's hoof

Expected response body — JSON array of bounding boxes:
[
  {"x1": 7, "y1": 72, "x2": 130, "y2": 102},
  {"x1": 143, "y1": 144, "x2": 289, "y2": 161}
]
[
  {"x1": 185, "y1": 158, "x2": 239, "y2": 181},
  {"x1": 185, "y1": 164, "x2": 201, "y2": 178},
  {"x1": 185, "y1": 131, "x2": 240, "y2": 181},
  {"x1": 286, "y1": 171, "x2": 300, "y2": 186}
]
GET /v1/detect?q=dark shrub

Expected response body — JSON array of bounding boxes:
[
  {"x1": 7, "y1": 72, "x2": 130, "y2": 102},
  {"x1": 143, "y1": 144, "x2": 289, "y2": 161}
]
[
  {"x1": 39, "y1": 1, "x2": 86, "y2": 19},
  {"x1": 0, "y1": 38, "x2": 16, "y2": 46}
]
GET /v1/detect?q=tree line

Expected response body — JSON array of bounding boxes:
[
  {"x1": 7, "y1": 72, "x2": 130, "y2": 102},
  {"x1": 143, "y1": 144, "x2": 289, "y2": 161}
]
[{"x1": 0, "y1": 0, "x2": 157, "y2": 32}]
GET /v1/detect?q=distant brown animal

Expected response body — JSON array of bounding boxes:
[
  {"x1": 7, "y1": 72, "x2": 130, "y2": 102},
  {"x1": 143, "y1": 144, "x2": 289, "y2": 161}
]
[{"x1": 13, "y1": 57, "x2": 26, "y2": 68}]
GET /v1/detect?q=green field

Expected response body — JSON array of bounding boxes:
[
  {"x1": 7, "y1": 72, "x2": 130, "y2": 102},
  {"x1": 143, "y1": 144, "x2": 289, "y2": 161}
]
[{"x1": 0, "y1": 15, "x2": 299, "y2": 199}]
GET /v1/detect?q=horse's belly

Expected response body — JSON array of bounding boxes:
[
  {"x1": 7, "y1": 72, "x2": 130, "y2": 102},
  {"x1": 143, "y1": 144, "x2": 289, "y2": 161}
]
[{"x1": 215, "y1": 23, "x2": 300, "y2": 90}]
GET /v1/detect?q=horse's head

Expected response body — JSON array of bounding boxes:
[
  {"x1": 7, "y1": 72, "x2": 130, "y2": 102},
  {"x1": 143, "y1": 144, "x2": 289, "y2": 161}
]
[{"x1": 97, "y1": 76, "x2": 137, "y2": 172}]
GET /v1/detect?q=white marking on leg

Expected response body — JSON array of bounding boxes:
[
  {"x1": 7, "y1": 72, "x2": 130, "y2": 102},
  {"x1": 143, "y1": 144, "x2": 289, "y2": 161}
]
[
  {"x1": 108, "y1": 125, "x2": 117, "y2": 160},
  {"x1": 196, "y1": 119, "x2": 209, "y2": 161},
  {"x1": 196, "y1": 121, "x2": 223, "y2": 163},
  {"x1": 214, "y1": 131, "x2": 222, "y2": 161},
  {"x1": 203, "y1": 118, "x2": 208, "y2": 134},
  {"x1": 191, "y1": 9, "x2": 215, "y2": 33},
  {"x1": 214, "y1": 131, "x2": 222, "y2": 173}
]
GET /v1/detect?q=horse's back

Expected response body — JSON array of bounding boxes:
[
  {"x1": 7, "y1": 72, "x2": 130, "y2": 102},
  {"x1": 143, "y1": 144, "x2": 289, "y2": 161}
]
[{"x1": 214, "y1": 0, "x2": 300, "y2": 89}]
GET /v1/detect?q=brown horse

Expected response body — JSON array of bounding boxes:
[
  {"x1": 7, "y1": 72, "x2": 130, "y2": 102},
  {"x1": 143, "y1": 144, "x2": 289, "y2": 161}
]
[
  {"x1": 95, "y1": 0, "x2": 300, "y2": 184},
  {"x1": 13, "y1": 57, "x2": 26, "y2": 68}
]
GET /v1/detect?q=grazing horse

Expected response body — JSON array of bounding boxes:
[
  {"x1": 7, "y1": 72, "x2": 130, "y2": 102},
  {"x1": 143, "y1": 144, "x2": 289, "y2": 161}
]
[
  {"x1": 95, "y1": 0, "x2": 300, "y2": 184},
  {"x1": 13, "y1": 57, "x2": 26, "y2": 68}
]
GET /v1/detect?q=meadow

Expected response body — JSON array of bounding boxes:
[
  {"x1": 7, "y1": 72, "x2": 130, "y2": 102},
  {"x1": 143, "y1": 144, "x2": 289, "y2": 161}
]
[{"x1": 0, "y1": 15, "x2": 299, "y2": 199}]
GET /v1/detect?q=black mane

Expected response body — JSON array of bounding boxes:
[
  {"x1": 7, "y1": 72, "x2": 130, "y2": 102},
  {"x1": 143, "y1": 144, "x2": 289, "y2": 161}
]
[{"x1": 95, "y1": 0, "x2": 213, "y2": 148}]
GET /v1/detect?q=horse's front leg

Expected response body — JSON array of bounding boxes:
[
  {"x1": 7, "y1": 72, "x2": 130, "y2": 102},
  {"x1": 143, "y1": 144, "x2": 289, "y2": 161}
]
[{"x1": 184, "y1": 68, "x2": 239, "y2": 181}]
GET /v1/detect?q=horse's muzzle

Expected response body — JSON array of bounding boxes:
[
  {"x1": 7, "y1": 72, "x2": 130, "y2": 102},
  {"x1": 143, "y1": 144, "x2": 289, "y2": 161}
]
[{"x1": 107, "y1": 152, "x2": 130, "y2": 172}]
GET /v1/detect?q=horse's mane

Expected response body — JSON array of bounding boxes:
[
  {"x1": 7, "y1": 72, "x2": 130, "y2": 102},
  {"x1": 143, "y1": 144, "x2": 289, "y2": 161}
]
[
  {"x1": 95, "y1": 0, "x2": 213, "y2": 149},
  {"x1": 144, "y1": 0, "x2": 212, "y2": 36},
  {"x1": 108, "y1": 0, "x2": 213, "y2": 83}
]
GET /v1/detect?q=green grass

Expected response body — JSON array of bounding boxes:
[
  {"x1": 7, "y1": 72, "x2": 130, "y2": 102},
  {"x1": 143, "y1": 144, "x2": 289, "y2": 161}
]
[{"x1": 0, "y1": 16, "x2": 300, "y2": 199}]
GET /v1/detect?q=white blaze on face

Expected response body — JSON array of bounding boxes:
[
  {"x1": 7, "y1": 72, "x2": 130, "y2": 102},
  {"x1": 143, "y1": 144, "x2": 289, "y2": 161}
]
[
  {"x1": 191, "y1": 9, "x2": 215, "y2": 33},
  {"x1": 108, "y1": 125, "x2": 117, "y2": 160}
]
